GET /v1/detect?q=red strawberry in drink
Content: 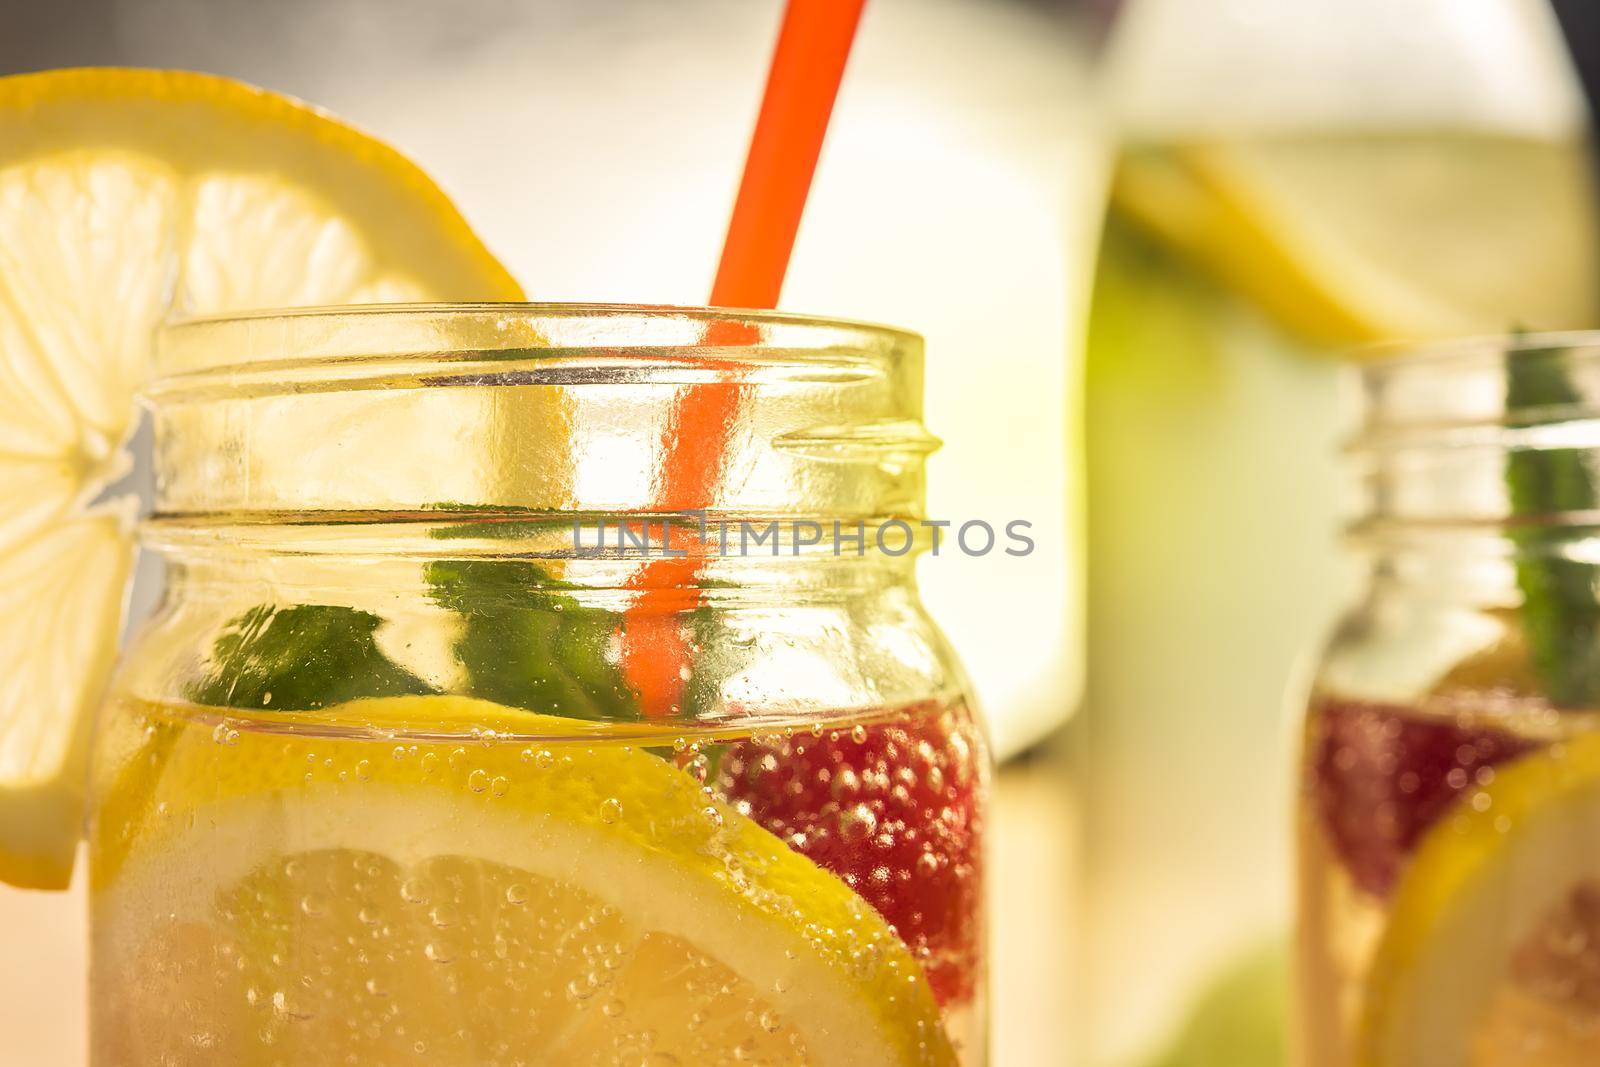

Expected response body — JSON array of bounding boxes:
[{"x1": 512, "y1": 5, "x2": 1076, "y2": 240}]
[
  {"x1": 1309, "y1": 698, "x2": 1535, "y2": 897},
  {"x1": 713, "y1": 703, "x2": 987, "y2": 1006}
]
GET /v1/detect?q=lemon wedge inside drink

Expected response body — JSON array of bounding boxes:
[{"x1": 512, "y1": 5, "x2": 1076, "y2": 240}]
[
  {"x1": 0, "y1": 68, "x2": 522, "y2": 888},
  {"x1": 91, "y1": 696, "x2": 956, "y2": 1066},
  {"x1": 1360, "y1": 732, "x2": 1600, "y2": 1066}
]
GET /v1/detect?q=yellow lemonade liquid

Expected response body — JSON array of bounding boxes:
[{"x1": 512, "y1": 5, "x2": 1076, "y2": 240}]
[
  {"x1": 1083, "y1": 131, "x2": 1599, "y2": 1064},
  {"x1": 88, "y1": 695, "x2": 987, "y2": 1065}
]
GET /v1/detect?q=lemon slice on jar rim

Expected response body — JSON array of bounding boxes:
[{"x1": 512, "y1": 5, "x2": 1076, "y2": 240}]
[
  {"x1": 1360, "y1": 730, "x2": 1600, "y2": 1067},
  {"x1": 0, "y1": 67, "x2": 524, "y2": 890}
]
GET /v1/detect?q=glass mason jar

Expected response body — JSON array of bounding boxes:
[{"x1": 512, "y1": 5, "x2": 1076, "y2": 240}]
[
  {"x1": 89, "y1": 305, "x2": 989, "y2": 1066},
  {"x1": 1296, "y1": 335, "x2": 1600, "y2": 1066}
]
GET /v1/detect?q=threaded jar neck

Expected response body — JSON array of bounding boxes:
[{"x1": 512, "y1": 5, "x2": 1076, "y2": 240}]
[
  {"x1": 1349, "y1": 333, "x2": 1600, "y2": 545},
  {"x1": 146, "y1": 304, "x2": 938, "y2": 531}
]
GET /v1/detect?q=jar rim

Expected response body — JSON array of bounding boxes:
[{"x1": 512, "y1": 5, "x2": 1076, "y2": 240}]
[
  {"x1": 153, "y1": 301, "x2": 922, "y2": 392},
  {"x1": 1348, "y1": 331, "x2": 1600, "y2": 534},
  {"x1": 1349, "y1": 331, "x2": 1600, "y2": 446},
  {"x1": 167, "y1": 301, "x2": 918, "y2": 336},
  {"x1": 1355, "y1": 330, "x2": 1600, "y2": 378},
  {"x1": 146, "y1": 302, "x2": 935, "y2": 523}
]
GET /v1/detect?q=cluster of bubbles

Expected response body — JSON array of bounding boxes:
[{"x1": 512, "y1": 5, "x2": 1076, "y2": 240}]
[{"x1": 91, "y1": 699, "x2": 975, "y2": 1064}]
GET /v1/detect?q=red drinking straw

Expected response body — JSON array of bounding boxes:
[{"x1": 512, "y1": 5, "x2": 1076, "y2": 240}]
[
  {"x1": 710, "y1": 0, "x2": 869, "y2": 310},
  {"x1": 619, "y1": 0, "x2": 869, "y2": 716}
]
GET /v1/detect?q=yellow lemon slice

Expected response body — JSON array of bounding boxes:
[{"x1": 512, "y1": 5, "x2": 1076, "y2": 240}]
[
  {"x1": 0, "y1": 68, "x2": 522, "y2": 888},
  {"x1": 1360, "y1": 731, "x2": 1600, "y2": 1066},
  {"x1": 91, "y1": 696, "x2": 957, "y2": 1066},
  {"x1": 1112, "y1": 135, "x2": 1600, "y2": 347}
]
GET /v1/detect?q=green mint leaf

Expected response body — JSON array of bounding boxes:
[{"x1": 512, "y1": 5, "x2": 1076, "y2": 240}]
[
  {"x1": 1506, "y1": 345, "x2": 1600, "y2": 707},
  {"x1": 187, "y1": 604, "x2": 435, "y2": 710},
  {"x1": 424, "y1": 559, "x2": 641, "y2": 721}
]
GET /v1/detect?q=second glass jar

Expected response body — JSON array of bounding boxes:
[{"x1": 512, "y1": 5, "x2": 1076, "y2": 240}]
[{"x1": 1298, "y1": 335, "x2": 1600, "y2": 1067}]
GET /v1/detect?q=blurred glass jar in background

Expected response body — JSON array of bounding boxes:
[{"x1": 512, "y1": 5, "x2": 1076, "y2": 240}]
[
  {"x1": 1082, "y1": 0, "x2": 1598, "y2": 1064},
  {"x1": 1300, "y1": 337, "x2": 1600, "y2": 1066}
]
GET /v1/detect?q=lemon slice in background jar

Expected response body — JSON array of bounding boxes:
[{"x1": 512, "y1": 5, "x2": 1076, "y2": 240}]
[
  {"x1": 1112, "y1": 136, "x2": 1600, "y2": 345},
  {"x1": 0, "y1": 68, "x2": 523, "y2": 890},
  {"x1": 1360, "y1": 732, "x2": 1600, "y2": 1066},
  {"x1": 92, "y1": 696, "x2": 956, "y2": 1066}
]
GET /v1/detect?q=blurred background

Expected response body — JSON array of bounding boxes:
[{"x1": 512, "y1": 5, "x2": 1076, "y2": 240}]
[{"x1": 8, "y1": 0, "x2": 1600, "y2": 1064}]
